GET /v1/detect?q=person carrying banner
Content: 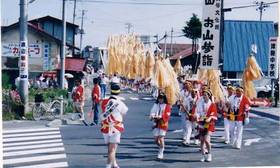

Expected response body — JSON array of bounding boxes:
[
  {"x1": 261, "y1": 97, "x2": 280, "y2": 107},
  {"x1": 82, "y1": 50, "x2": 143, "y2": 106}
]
[
  {"x1": 181, "y1": 89, "x2": 199, "y2": 145},
  {"x1": 149, "y1": 93, "x2": 171, "y2": 160},
  {"x1": 178, "y1": 81, "x2": 193, "y2": 142},
  {"x1": 100, "y1": 84, "x2": 128, "y2": 168}
]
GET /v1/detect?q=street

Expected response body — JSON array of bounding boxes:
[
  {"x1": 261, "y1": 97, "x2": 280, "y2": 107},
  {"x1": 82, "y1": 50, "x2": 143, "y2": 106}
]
[{"x1": 3, "y1": 91, "x2": 280, "y2": 168}]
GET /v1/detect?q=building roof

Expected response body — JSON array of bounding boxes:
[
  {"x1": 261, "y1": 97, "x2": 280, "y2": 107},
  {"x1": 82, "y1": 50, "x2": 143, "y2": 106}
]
[
  {"x1": 2, "y1": 22, "x2": 79, "y2": 50},
  {"x1": 29, "y1": 15, "x2": 79, "y2": 28},
  {"x1": 57, "y1": 58, "x2": 86, "y2": 72},
  {"x1": 158, "y1": 43, "x2": 192, "y2": 56},
  {"x1": 223, "y1": 20, "x2": 276, "y2": 72},
  {"x1": 169, "y1": 46, "x2": 193, "y2": 60}
]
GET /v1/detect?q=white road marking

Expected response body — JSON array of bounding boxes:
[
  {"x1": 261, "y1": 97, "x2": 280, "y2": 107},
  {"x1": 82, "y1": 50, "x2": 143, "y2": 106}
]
[
  {"x1": 4, "y1": 134, "x2": 62, "y2": 143},
  {"x1": 4, "y1": 143, "x2": 64, "y2": 152},
  {"x1": 14, "y1": 162, "x2": 68, "y2": 168},
  {"x1": 142, "y1": 97, "x2": 154, "y2": 100},
  {"x1": 118, "y1": 96, "x2": 126, "y2": 101},
  {"x1": 130, "y1": 97, "x2": 139, "y2": 100},
  {"x1": 244, "y1": 138, "x2": 261, "y2": 146},
  {"x1": 3, "y1": 131, "x2": 60, "y2": 138},
  {"x1": 3, "y1": 139, "x2": 62, "y2": 147},
  {"x1": 172, "y1": 129, "x2": 183, "y2": 133},
  {"x1": 3, "y1": 128, "x2": 59, "y2": 134},
  {"x1": 3, "y1": 128, "x2": 68, "y2": 167},
  {"x1": 4, "y1": 154, "x2": 67, "y2": 165},
  {"x1": 4, "y1": 147, "x2": 65, "y2": 157}
]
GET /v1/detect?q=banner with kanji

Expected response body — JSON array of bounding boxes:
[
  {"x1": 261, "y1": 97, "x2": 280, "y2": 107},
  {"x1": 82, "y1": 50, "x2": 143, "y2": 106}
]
[
  {"x1": 200, "y1": 0, "x2": 222, "y2": 69},
  {"x1": 268, "y1": 37, "x2": 278, "y2": 79}
]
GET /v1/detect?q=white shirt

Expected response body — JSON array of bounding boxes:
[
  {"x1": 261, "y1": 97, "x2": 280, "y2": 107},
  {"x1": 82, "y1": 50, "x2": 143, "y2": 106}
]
[
  {"x1": 150, "y1": 103, "x2": 166, "y2": 118},
  {"x1": 101, "y1": 96, "x2": 128, "y2": 123},
  {"x1": 232, "y1": 95, "x2": 243, "y2": 112},
  {"x1": 111, "y1": 76, "x2": 120, "y2": 84},
  {"x1": 196, "y1": 98, "x2": 211, "y2": 118}
]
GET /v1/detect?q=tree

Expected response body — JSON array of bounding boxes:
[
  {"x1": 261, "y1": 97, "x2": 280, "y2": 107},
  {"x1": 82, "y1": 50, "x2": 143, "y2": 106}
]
[{"x1": 182, "y1": 14, "x2": 202, "y2": 73}]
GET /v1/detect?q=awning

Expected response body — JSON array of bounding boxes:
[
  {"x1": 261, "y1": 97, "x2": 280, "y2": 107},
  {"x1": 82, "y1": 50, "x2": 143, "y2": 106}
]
[{"x1": 57, "y1": 58, "x2": 86, "y2": 72}]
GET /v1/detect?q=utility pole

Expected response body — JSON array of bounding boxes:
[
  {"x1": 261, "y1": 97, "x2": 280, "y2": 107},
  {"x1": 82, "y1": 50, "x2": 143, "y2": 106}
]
[
  {"x1": 125, "y1": 22, "x2": 133, "y2": 34},
  {"x1": 80, "y1": 9, "x2": 85, "y2": 53},
  {"x1": 164, "y1": 31, "x2": 167, "y2": 57},
  {"x1": 19, "y1": 0, "x2": 29, "y2": 114},
  {"x1": 60, "y1": 0, "x2": 66, "y2": 89},
  {"x1": 73, "y1": 0, "x2": 77, "y2": 24},
  {"x1": 255, "y1": 1, "x2": 270, "y2": 21},
  {"x1": 170, "y1": 28, "x2": 174, "y2": 56}
]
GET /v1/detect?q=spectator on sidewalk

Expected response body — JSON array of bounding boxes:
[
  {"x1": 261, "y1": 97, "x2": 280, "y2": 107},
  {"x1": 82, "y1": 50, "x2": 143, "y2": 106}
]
[
  {"x1": 72, "y1": 79, "x2": 85, "y2": 120},
  {"x1": 100, "y1": 73, "x2": 109, "y2": 98},
  {"x1": 91, "y1": 78, "x2": 101, "y2": 125}
]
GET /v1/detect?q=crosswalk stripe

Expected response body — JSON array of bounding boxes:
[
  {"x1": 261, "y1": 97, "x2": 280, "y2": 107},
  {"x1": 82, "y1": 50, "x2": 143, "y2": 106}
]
[
  {"x1": 4, "y1": 154, "x2": 67, "y2": 165},
  {"x1": 3, "y1": 139, "x2": 62, "y2": 147},
  {"x1": 3, "y1": 128, "x2": 59, "y2": 134},
  {"x1": 13, "y1": 162, "x2": 68, "y2": 168},
  {"x1": 4, "y1": 147, "x2": 65, "y2": 157},
  {"x1": 4, "y1": 131, "x2": 60, "y2": 138},
  {"x1": 3, "y1": 128, "x2": 68, "y2": 167},
  {"x1": 4, "y1": 134, "x2": 61, "y2": 143},
  {"x1": 4, "y1": 143, "x2": 64, "y2": 152}
]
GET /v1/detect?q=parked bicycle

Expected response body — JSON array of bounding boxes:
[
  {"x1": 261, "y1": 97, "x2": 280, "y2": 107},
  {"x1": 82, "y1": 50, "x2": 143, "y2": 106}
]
[{"x1": 32, "y1": 94, "x2": 62, "y2": 121}]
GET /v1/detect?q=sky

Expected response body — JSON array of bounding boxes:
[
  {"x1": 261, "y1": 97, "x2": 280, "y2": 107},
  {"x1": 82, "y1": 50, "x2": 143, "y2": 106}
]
[{"x1": 1, "y1": 0, "x2": 279, "y2": 48}]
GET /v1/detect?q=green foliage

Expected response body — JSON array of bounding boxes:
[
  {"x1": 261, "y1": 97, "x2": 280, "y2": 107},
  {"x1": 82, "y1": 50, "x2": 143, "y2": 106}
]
[
  {"x1": 64, "y1": 102, "x2": 74, "y2": 114},
  {"x1": 24, "y1": 112, "x2": 34, "y2": 120},
  {"x1": 2, "y1": 72, "x2": 12, "y2": 89},
  {"x1": 29, "y1": 88, "x2": 68, "y2": 103},
  {"x1": 3, "y1": 112, "x2": 15, "y2": 121},
  {"x1": 182, "y1": 14, "x2": 202, "y2": 40}
]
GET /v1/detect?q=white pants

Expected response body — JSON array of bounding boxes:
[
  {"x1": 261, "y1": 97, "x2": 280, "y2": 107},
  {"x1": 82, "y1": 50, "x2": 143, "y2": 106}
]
[
  {"x1": 181, "y1": 113, "x2": 187, "y2": 139},
  {"x1": 224, "y1": 118, "x2": 230, "y2": 142},
  {"x1": 229, "y1": 121, "x2": 243, "y2": 148},
  {"x1": 184, "y1": 120, "x2": 197, "y2": 143}
]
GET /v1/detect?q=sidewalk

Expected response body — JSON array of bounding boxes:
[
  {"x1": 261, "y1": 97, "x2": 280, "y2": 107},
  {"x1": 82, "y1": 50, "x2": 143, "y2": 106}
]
[{"x1": 251, "y1": 106, "x2": 280, "y2": 121}]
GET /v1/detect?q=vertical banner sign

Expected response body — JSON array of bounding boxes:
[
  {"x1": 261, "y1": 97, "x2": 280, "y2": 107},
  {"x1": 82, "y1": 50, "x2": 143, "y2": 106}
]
[
  {"x1": 268, "y1": 37, "x2": 278, "y2": 79},
  {"x1": 201, "y1": 0, "x2": 222, "y2": 69},
  {"x1": 43, "y1": 44, "x2": 50, "y2": 71},
  {"x1": 20, "y1": 41, "x2": 28, "y2": 80}
]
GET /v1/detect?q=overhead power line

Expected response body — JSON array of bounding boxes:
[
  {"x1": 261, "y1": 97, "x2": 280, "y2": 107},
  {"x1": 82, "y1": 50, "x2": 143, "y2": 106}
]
[
  {"x1": 227, "y1": 1, "x2": 277, "y2": 10},
  {"x1": 70, "y1": 0, "x2": 200, "y2": 6}
]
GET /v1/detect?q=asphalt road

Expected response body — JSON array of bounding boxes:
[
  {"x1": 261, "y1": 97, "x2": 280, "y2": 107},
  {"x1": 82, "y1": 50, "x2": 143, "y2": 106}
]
[{"x1": 3, "y1": 91, "x2": 280, "y2": 168}]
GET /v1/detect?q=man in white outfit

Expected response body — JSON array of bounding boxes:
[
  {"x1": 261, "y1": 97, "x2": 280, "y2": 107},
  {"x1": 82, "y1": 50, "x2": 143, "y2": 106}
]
[{"x1": 228, "y1": 87, "x2": 250, "y2": 149}]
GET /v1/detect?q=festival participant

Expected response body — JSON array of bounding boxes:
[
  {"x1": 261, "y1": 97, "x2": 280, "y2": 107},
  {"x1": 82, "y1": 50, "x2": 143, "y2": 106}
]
[
  {"x1": 149, "y1": 93, "x2": 171, "y2": 160},
  {"x1": 72, "y1": 79, "x2": 85, "y2": 120},
  {"x1": 181, "y1": 89, "x2": 199, "y2": 145},
  {"x1": 179, "y1": 81, "x2": 193, "y2": 141},
  {"x1": 91, "y1": 78, "x2": 101, "y2": 125},
  {"x1": 100, "y1": 84, "x2": 128, "y2": 168},
  {"x1": 229, "y1": 86, "x2": 250, "y2": 149},
  {"x1": 196, "y1": 90, "x2": 217, "y2": 162},
  {"x1": 223, "y1": 85, "x2": 236, "y2": 144}
]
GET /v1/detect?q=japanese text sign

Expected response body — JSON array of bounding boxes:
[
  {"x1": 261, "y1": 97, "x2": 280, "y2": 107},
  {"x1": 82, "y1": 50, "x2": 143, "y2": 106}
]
[{"x1": 200, "y1": 0, "x2": 222, "y2": 69}]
